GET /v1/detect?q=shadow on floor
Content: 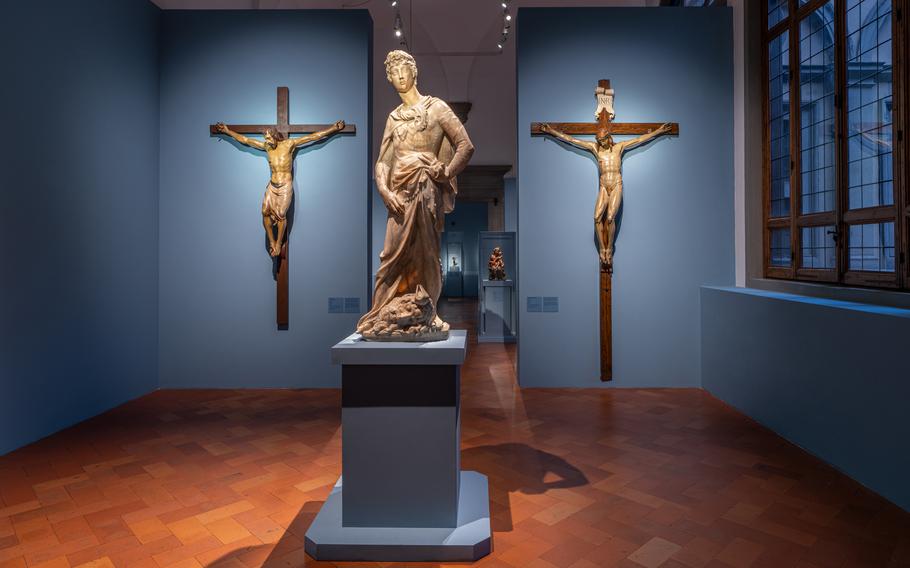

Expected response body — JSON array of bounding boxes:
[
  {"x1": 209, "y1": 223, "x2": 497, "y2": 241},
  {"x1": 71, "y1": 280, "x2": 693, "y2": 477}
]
[
  {"x1": 204, "y1": 499, "x2": 322, "y2": 567},
  {"x1": 463, "y1": 442, "x2": 589, "y2": 532},
  {"x1": 205, "y1": 443, "x2": 586, "y2": 566}
]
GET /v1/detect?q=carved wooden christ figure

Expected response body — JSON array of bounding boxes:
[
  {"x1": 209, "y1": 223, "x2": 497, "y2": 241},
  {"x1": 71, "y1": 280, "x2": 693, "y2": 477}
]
[
  {"x1": 532, "y1": 79, "x2": 678, "y2": 380},
  {"x1": 215, "y1": 120, "x2": 345, "y2": 257},
  {"x1": 209, "y1": 87, "x2": 355, "y2": 330},
  {"x1": 538, "y1": 100, "x2": 671, "y2": 270},
  {"x1": 357, "y1": 50, "x2": 474, "y2": 341}
]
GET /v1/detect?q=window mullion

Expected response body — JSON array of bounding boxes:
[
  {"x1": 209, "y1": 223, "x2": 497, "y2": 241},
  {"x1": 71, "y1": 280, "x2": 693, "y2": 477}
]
[
  {"x1": 901, "y1": 0, "x2": 909, "y2": 288},
  {"x1": 763, "y1": 0, "x2": 772, "y2": 273},
  {"x1": 789, "y1": 0, "x2": 801, "y2": 278},
  {"x1": 834, "y1": 0, "x2": 848, "y2": 280}
]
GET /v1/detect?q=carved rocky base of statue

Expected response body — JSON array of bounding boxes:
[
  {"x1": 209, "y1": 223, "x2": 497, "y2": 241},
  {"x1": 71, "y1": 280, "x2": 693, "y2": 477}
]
[{"x1": 357, "y1": 285, "x2": 451, "y2": 342}]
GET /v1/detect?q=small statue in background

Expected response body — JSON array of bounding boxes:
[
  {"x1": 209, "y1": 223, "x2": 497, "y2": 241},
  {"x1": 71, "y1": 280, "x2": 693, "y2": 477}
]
[
  {"x1": 451, "y1": 256, "x2": 459, "y2": 271},
  {"x1": 488, "y1": 247, "x2": 506, "y2": 280}
]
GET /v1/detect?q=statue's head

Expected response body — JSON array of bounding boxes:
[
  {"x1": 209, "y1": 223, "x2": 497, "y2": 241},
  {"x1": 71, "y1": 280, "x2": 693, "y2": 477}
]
[
  {"x1": 264, "y1": 127, "x2": 285, "y2": 148},
  {"x1": 385, "y1": 50, "x2": 418, "y2": 93}
]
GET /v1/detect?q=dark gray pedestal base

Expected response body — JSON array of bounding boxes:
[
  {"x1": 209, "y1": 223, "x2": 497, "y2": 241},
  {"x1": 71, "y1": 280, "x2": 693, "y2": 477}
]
[{"x1": 305, "y1": 471, "x2": 492, "y2": 562}]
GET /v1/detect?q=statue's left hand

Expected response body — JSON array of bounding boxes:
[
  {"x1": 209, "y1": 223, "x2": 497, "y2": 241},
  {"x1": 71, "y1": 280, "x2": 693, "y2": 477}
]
[
  {"x1": 335, "y1": 120, "x2": 346, "y2": 131},
  {"x1": 429, "y1": 162, "x2": 448, "y2": 181}
]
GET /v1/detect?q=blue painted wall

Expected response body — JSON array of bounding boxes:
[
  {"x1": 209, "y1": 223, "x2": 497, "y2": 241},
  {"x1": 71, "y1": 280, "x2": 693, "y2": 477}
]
[
  {"x1": 504, "y1": 178, "x2": 518, "y2": 234},
  {"x1": 0, "y1": 0, "x2": 161, "y2": 454},
  {"x1": 701, "y1": 287, "x2": 910, "y2": 512},
  {"x1": 517, "y1": 8, "x2": 735, "y2": 387},
  {"x1": 157, "y1": 11, "x2": 371, "y2": 388}
]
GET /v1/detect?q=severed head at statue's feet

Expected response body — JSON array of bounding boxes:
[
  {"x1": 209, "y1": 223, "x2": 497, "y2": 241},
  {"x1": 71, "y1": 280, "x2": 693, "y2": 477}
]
[{"x1": 357, "y1": 285, "x2": 450, "y2": 342}]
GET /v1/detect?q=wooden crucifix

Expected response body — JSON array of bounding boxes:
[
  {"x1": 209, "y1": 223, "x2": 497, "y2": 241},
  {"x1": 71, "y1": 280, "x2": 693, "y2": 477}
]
[
  {"x1": 531, "y1": 79, "x2": 678, "y2": 381},
  {"x1": 210, "y1": 86, "x2": 355, "y2": 330}
]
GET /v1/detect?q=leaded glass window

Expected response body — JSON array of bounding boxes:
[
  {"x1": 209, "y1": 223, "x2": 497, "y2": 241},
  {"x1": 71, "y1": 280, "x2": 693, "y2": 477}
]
[{"x1": 762, "y1": 0, "x2": 906, "y2": 289}]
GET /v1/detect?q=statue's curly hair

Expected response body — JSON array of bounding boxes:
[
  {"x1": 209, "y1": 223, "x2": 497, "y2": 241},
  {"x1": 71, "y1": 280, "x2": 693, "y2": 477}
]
[{"x1": 384, "y1": 50, "x2": 418, "y2": 83}]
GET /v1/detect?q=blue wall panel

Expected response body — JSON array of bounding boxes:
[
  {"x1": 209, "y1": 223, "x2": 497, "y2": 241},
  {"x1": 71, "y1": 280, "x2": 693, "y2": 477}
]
[
  {"x1": 158, "y1": 11, "x2": 371, "y2": 388},
  {"x1": 701, "y1": 287, "x2": 910, "y2": 512},
  {"x1": 443, "y1": 202, "x2": 488, "y2": 298},
  {"x1": 504, "y1": 178, "x2": 518, "y2": 234},
  {"x1": 517, "y1": 8, "x2": 734, "y2": 387},
  {"x1": 0, "y1": 0, "x2": 161, "y2": 454}
]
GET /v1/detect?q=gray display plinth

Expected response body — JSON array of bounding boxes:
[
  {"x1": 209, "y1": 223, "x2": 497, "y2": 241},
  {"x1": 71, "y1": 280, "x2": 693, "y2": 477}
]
[
  {"x1": 479, "y1": 279, "x2": 516, "y2": 343},
  {"x1": 305, "y1": 330, "x2": 492, "y2": 562}
]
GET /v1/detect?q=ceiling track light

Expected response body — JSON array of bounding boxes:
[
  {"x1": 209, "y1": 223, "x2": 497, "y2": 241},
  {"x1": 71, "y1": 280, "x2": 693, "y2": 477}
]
[{"x1": 497, "y1": 0, "x2": 512, "y2": 50}]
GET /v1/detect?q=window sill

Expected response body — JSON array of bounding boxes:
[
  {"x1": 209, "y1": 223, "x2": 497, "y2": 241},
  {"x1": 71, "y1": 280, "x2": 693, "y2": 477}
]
[{"x1": 740, "y1": 278, "x2": 910, "y2": 312}]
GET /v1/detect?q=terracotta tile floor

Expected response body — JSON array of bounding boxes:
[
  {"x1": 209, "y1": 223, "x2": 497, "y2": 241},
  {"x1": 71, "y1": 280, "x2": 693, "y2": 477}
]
[{"x1": 1, "y1": 299, "x2": 908, "y2": 568}]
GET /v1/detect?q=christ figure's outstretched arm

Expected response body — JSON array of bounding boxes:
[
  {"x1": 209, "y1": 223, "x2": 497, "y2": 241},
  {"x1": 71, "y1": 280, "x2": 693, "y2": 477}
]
[
  {"x1": 214, "y1": 122, "x2": 266, "y2": 151},
  {"x1": 539, "y1": 123, "x2": 596, "y2": 154},
  {"x1": 291, "y1": 120, "x2": 346, "y2": 148},
  {"x1": 621, "y1": 122, "x2": 672, "y2": 152}
]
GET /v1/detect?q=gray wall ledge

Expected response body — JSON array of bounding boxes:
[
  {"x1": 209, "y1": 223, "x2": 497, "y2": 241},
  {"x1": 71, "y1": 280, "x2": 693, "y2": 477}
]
[{"x1": 703, "y1": 285, "x2": 910, "y2": 319}]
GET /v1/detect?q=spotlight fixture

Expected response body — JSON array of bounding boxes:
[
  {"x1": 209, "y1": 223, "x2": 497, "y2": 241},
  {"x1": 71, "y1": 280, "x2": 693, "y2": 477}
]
[
  {"x1": 386, "y1": 0, "x2": 407, "y2": 48},
  {"x1": 497, "y1": 0, "x2": 512, "y2": 51}
]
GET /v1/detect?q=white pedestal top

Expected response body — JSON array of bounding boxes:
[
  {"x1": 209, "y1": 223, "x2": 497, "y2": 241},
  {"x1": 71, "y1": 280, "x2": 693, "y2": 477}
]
[{"x1": 332, "y1": 330, "x2": 467, "y2": 366}]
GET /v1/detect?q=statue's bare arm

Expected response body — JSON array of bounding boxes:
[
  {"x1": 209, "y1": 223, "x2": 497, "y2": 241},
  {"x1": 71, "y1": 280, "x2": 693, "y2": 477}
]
[
  {"x1": 214, "y1": 122, "x2": 266, "y2": 151},
  {"x1": 292, "y1": 120, "x2": 346, "y2": 148},
  {"x1": 621, "y1": 122, "x2": 672, "y2": 152},
  {"x1": 539, "y1": 123, "x2": 596, "y2": 154},
  {"x1": 439, "y1": 105, "x2": 475, "y2": 179}
]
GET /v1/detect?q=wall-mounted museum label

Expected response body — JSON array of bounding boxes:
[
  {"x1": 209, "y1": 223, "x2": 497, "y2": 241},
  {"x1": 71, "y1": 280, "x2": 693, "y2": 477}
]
[
  {"x1": 542, "y1": 297, "x2": 559, "y2": 313},
  {"x1": 344, "y1": 298, "x2": 361, "y2": 314},
  {"x1": 527, "y1": 297, "x2": 542, "y2": 312},
  {"x1": 329, "y1": 298, "x2": 362, "y2": 314},
  {"x1": 329, "y1": 298, "x2": 345, "y2": 314}
]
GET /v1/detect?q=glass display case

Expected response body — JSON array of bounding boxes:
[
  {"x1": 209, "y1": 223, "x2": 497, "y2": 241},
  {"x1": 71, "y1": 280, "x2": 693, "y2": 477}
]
[{"x1": 478, "y1": 231, "x2": 516, "y2": 342}]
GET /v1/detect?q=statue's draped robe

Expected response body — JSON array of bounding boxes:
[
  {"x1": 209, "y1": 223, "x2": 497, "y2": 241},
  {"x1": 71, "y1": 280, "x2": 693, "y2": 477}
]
[{"x1": 358, "y1": 96, "x2": 473, "y2": 333}]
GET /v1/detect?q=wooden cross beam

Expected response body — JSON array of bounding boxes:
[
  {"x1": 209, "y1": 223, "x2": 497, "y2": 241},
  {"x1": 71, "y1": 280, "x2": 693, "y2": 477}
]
[
  {"x1": 530, "y1": 79, "x2": 678, "y2": 382},
  {"x1": 209, "y1": 86, "x2": 356, "y2": 330},
  {"x1": 531, "y1": 81, "x2": 679, "y2": 137}
]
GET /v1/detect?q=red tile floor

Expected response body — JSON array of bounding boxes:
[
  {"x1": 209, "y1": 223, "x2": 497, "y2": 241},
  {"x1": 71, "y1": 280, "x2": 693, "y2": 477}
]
[{"x1": 0, "y1": 298, "x2": 908, "y2": 568}]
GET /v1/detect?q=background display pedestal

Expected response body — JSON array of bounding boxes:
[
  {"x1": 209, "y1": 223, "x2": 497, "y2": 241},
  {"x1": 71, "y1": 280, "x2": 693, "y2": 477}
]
[
  {"x1": 305, "y1": 330, "x2": 491, "y2": 562},
  {"x1": 479, "y1": 279, "x2": 516, "y2": 343}
]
